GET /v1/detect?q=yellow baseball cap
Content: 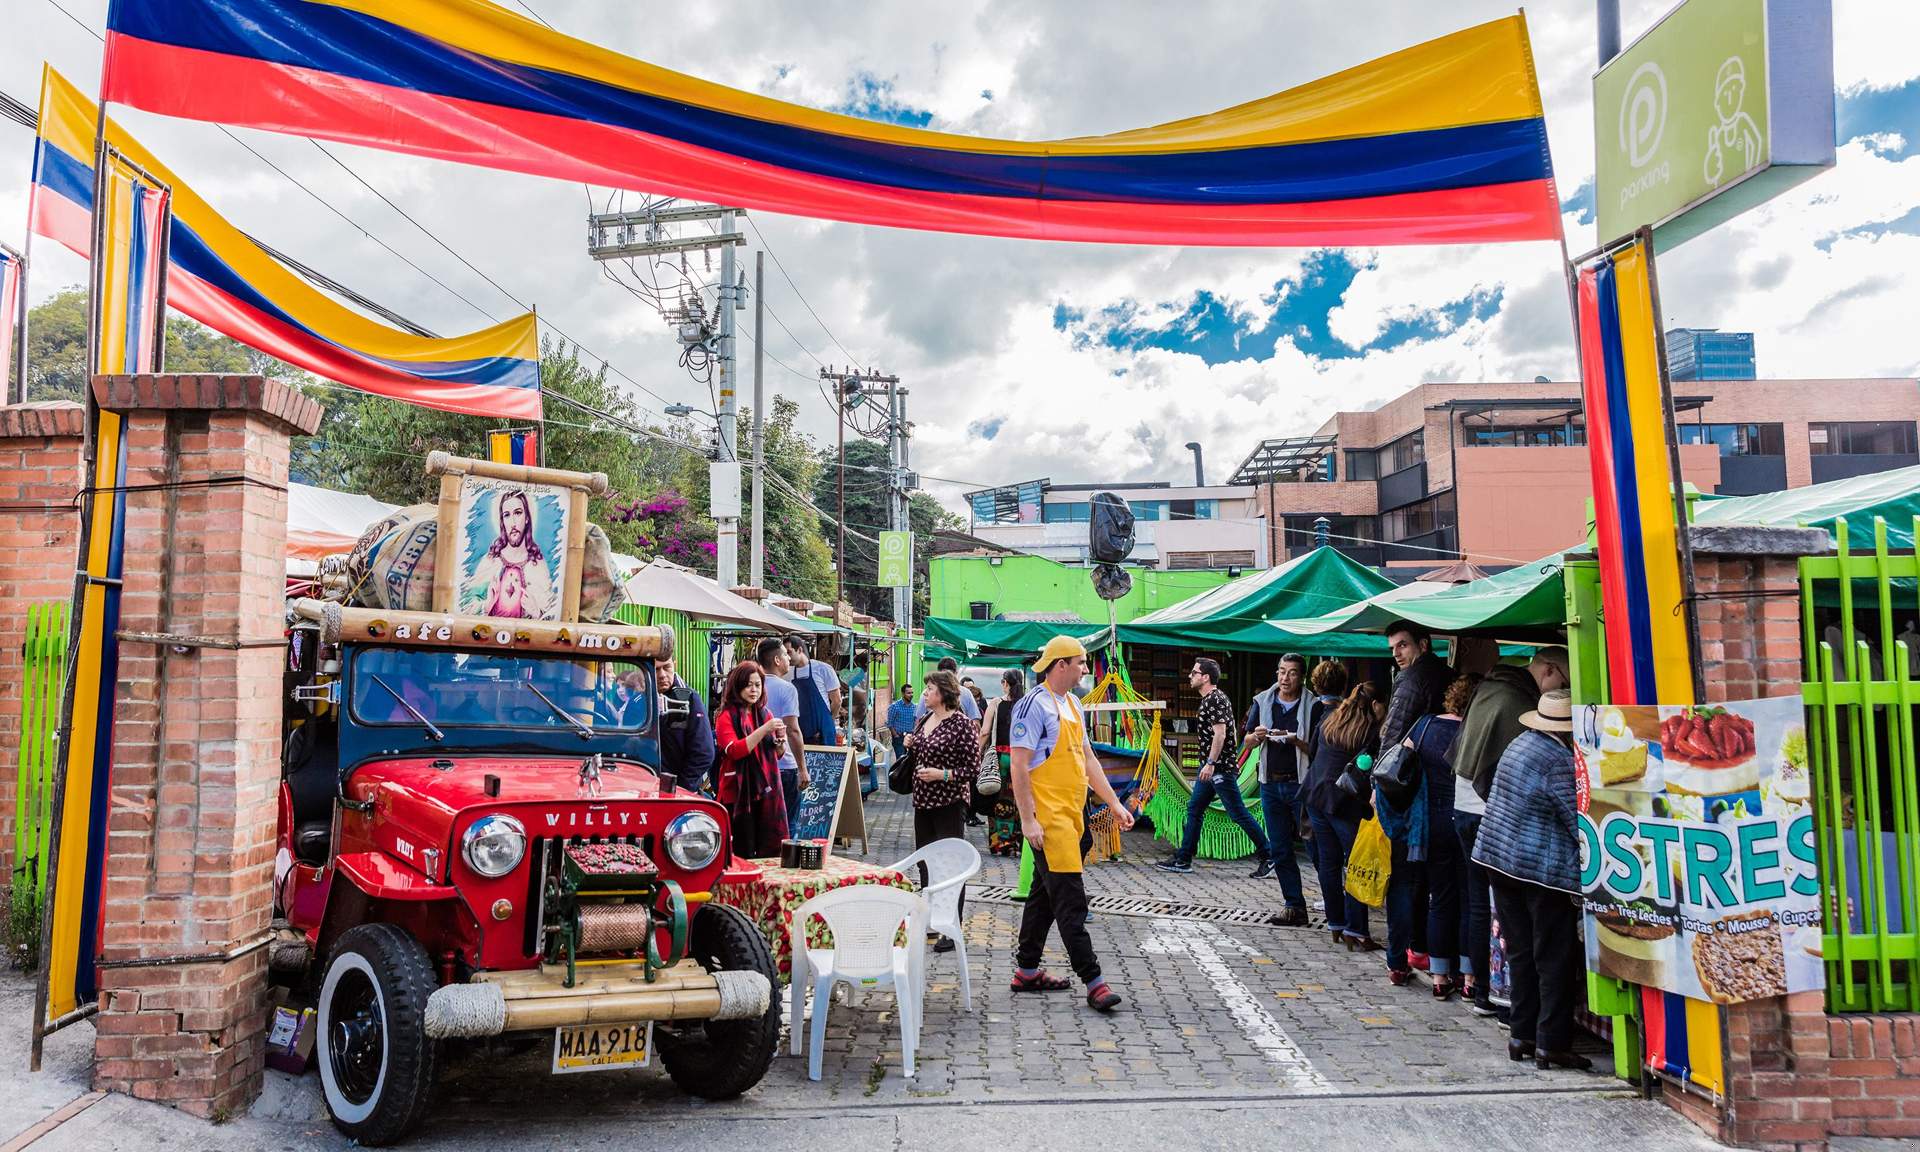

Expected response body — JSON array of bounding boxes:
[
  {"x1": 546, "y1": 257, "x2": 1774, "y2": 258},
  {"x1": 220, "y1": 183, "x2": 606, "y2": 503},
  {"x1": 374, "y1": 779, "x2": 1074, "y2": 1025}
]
[{"x1": 1033, "y1": 634, "x2": 1088, "y2": 675}]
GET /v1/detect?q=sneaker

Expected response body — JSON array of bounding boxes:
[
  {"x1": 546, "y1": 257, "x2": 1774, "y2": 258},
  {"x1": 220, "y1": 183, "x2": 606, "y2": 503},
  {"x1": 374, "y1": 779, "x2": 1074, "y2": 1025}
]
[
  {"x1": 1469, "y1": 997, "x2": 1499, "y2": 1018},
  {"x1": 1248, "y1": 860, "x2": 1276, "y2": 880},
  {"x1": 1387, "y1": 968, "x2": 1413, "y2": 987},
  {"x1": 1154, "y1": 858, "x2": 1194, "y2": 874},
  {"x1": 1086, "y1": 982, "x2": 1123, "y2": 1012},
  {"x1": 1408, "y1": 951, "x2": 1430, "y2": 972}
]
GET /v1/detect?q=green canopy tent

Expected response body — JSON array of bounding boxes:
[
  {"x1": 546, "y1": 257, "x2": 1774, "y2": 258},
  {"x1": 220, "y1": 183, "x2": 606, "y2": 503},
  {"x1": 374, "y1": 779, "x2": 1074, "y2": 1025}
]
[
  {"x1": 1270, "y1": 555, "x2": 1572, "y2": 640},
  {"x1": 1104, "y1": 548, "x2": 1409, "y2": 860},
  {"x1": 1694, "y1": 463, "x2": 1920, "y2": 548},
  {"x1": 1116, "y1": 546, "x2": 1403, "y2": 656},
  {"x1": 919, "y1": 616, "x2": 1114, "y2": 665}
]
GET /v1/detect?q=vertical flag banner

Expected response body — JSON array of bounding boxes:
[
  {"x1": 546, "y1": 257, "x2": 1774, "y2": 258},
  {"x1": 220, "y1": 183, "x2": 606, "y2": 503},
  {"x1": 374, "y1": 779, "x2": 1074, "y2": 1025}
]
[
  {"x1": 100, "y1": 4, "x2": 1560, "y2": 248},
  {"x1": 30, "y1": 68, "x2": 541, "y2": 419},
  {"x1": 487, "y1": 427, "x2": 540, "y2": 466},
  {"x1": 44, "y1": 152, "x2": 170, "y2": 1025},
  {"x1": 1575, "y1": 235, "x2": 1719, "y2": 1094},
  {"x1": 1576, "y1": 240, "x2": 1694, "y2": 707},
  {"x1": 0, "y1": 245, "x2": 20, "y2": 401}
]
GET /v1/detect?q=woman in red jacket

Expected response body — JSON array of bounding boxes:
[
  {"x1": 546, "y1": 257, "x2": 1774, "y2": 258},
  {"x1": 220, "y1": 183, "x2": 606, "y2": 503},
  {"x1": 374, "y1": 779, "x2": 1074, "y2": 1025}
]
[{"x1": 712, "y1": 660, "x2": 790, "y2": 859}]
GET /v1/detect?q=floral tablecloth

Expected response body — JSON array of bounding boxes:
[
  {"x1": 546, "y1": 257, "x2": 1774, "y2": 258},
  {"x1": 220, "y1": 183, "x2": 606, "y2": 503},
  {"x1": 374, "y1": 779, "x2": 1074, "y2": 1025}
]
[{"x1": 710, "y1": 856, "x2": 913, "y2": 982}]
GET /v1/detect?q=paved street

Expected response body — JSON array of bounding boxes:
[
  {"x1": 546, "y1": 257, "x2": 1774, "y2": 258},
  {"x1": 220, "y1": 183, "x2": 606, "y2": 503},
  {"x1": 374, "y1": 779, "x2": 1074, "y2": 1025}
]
[{"x1": 2, "y1": 787, "x2": 1731, "y2": 1150}]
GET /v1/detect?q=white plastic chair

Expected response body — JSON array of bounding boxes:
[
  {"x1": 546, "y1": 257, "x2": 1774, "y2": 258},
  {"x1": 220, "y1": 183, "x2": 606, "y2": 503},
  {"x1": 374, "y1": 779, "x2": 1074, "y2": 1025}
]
[
  {"x1": 787, "y1": 885, "x2": 929, "y2": 1081},
  {"x1": 887, "y1": 838, "x2": 983, "y2": 1010}
]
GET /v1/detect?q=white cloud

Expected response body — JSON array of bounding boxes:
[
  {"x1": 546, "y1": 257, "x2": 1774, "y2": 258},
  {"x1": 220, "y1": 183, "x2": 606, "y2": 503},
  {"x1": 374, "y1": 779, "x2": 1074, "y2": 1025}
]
[{"x1": 1, "y1": 0, "x2": 1912, "y2": 520}]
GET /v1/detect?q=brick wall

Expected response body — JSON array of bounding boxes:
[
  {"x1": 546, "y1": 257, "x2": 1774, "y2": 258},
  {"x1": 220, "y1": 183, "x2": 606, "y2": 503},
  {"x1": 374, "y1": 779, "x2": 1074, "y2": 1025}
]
[
  {"x1": 89, "y1": 374, "x2": 320, "y2": 1118},
  {"x1": 1671, "y1": 527, "x2": 1920, "y2": 1150},
  {"x1": 0, "y1": 403, "x2": 85, "y2": 881}
]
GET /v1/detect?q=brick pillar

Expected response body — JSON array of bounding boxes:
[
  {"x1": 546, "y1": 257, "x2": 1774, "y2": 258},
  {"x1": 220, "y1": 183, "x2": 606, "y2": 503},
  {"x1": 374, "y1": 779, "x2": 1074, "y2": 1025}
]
[
  {"x1": 90, "y1": 374, "x2": 322, "y2": 1118},
  {"x1": 0, "y1": 403, "x2": 85, "y2": 881},
  {"x1": 1680, "y1": 526, "x2": 1841, "y2": 1151}
]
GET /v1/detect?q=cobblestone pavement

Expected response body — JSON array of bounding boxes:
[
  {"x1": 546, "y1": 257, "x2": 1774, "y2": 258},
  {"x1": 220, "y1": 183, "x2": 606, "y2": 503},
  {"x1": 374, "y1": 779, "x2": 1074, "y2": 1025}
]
[
  {"x1": 406, "y1": 786, "x2": 1605, "y2": 1118},
  {"x1": 4, "y1": 787, "x2": 1667, "y2": 1151}
]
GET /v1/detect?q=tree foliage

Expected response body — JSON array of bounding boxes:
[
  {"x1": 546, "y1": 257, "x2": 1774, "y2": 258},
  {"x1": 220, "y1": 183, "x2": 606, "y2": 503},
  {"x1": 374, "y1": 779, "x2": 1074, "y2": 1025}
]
[
  {"x1": 19, "y1": 288, "x2": 868, "y2": 605},
  {"x1": 21, "y1": 286, "x2": 310, "y2": 402},
  {"x1": 812, "y1": 436, "x2": 961, "y2": 621}
]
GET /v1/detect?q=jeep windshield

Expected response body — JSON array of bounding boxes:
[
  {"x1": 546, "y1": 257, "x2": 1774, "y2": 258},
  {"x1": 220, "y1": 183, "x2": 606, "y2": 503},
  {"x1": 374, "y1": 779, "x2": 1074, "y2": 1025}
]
[{"x1": 349, "y1": 648, "x2": 655, "y2": 735}]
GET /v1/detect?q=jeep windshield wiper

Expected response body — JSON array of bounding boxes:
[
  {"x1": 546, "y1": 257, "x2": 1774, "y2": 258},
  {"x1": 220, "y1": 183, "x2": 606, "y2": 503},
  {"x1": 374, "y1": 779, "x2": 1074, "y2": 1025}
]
[
  {"x1": 521, "y1": 682, "x2": 596, "y2": 740},
  {"x1": 369, "y1": 675, "x2": 444, "y2": 742}
]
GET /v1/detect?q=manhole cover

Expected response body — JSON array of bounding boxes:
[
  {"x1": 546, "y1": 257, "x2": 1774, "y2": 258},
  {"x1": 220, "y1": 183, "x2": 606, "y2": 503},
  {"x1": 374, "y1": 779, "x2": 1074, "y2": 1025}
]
[{"x1": 969, "y1": 884, "x2": 1324, "y2": 928}]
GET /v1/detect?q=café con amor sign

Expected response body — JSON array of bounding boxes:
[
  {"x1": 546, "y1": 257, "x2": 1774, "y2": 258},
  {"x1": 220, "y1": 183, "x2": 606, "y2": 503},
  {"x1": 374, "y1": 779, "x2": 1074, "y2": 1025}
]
[
  {"x1": 294, "y1": 600, "x2": 672, "y2": 659},
  {"x1": 1573, "y1": 694, "x2": 1824, "y2": 1004}
]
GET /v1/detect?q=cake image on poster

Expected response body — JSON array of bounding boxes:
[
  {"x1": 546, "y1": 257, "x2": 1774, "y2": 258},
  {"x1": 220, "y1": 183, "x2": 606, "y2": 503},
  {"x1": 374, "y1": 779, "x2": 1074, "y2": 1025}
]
[
  {"x1": 1660, "y1": 705, "x2": 1761, "y2": 796},
  {"x1": 1575, "y1": 704, "x2": 1663, "y2": 792},
  {"x1": 1691, "y1": 911, "x2": 1788, "y2": 1004},
  {"x1": 1585, "y1": 791, "x2": 1675, "y2": 986}
]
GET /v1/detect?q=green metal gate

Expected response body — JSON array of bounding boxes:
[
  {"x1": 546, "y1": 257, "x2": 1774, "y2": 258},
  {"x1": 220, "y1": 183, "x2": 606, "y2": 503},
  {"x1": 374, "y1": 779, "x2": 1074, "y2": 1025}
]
[
  {"x1": 11, "y1": 602, "x2": 67, "y2": 954},
  {"x1": 1800, "y1": 516, "x2": 1920, "y2": 1012}
]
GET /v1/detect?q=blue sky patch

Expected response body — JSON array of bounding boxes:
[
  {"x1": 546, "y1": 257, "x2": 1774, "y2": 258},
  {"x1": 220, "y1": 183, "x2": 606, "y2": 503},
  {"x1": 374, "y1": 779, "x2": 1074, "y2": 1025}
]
[
  {"x1": 1561, "y1": 177, "x2": 1596, "y2": 225},
  {"x1": 1054, "y1": 250, "x2": 1501, "y2": 367},
  {"x1": 968, "y1": 416, "x2": 1005, "y2": 441},
  {"x1": 1838, "y1": 78, "x2": 1920, "y2": 154},
  {"x1": 832, "y1": 73, "x2": 935, "y2": 127}
]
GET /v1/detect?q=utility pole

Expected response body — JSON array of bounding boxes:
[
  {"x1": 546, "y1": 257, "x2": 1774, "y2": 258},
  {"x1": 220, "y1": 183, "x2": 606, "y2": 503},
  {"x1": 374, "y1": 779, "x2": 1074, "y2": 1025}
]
[
  {"x1": 585, "y1": 202, "x2": 748, "y2": 584},
  {"x1": 715, "y1": 209, "x2": 740, "y2": 589},
  {"x1": 749, "y1": 250, "x2": 766, "y2": 590},
  {"x1": 819, "y1": 367, "x2": 906, "y2": 624}
]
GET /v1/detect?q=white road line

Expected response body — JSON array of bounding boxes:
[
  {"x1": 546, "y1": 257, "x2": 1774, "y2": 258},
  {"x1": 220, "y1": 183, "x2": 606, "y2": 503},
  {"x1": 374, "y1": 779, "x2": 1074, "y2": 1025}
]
[{"x1": 1140, "y1": 918, "x2": 1335, "y2": 1095}]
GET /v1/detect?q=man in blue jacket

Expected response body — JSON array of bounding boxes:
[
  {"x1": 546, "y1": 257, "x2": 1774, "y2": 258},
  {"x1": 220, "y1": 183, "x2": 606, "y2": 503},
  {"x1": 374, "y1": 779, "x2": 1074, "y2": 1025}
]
[{"x1": 654, "y1": 656, "x2": 715, "y2": 792}]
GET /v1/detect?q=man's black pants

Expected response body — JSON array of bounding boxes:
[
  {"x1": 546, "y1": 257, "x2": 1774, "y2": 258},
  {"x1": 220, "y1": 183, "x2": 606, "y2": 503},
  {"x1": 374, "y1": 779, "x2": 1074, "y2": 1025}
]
[
  {"x1": 1491, "y1": 876, "x2": 1580, "y2": 1052},
  {"x1": 1014, "y1": 831, "x2": 1100, "y2": 985}
]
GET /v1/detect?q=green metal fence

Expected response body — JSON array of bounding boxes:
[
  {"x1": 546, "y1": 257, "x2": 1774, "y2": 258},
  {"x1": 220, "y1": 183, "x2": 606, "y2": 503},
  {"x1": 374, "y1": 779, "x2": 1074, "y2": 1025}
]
[
  {"x1": 12, "y1": 602, "x2": 67, "y2": 911},
  {"x1": 1799, "y1": 516, "x2": 1920, "y2": 1012},
  {"x1": 613, "y1": 603, "x2": 712, "y2": 699}
]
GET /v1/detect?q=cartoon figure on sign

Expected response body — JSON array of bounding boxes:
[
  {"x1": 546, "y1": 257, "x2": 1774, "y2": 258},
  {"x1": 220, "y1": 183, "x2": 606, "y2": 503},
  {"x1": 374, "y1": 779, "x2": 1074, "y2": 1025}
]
[
  {"x1": 1704, "y1": 56, "x2": 1763, "y2": 189},
  {"x1": 461, "y1": 487, "x2": 559, "y2": 620}
]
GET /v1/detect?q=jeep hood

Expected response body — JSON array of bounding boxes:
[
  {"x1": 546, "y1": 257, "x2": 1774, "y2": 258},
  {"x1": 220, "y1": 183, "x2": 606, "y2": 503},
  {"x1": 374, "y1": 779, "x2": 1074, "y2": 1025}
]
[{"x1": 347, "y1": 754, "x2": 683, "y2": 851}]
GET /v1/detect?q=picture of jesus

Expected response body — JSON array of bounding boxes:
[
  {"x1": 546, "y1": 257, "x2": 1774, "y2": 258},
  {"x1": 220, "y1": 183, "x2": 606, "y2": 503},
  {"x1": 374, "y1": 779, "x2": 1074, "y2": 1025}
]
[{"x1": 459, "y1": 486, "x2": 560, "y2": 620}]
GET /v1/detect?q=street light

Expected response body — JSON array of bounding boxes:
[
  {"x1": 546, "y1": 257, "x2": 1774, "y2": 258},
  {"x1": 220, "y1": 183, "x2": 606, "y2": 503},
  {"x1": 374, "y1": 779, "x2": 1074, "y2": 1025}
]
[{"x1": 664, "y1": 403, "x2": 710, "y2": 419}]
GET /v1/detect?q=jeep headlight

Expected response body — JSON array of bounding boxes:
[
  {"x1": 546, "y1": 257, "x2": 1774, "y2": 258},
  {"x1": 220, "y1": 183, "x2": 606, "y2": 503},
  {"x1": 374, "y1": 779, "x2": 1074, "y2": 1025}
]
[
  {"x1": 664, "y1": 811, "x2": 722, "y2": 870},
  {"x1": 461, "y1": 814, "x2": 526, "y2": 878}
]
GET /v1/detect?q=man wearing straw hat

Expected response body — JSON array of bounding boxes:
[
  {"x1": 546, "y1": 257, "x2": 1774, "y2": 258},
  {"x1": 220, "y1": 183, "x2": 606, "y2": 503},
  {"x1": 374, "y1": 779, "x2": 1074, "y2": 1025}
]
[{"x1": 1007, "y1": 635, "x2": 1134, "y2": 1012}]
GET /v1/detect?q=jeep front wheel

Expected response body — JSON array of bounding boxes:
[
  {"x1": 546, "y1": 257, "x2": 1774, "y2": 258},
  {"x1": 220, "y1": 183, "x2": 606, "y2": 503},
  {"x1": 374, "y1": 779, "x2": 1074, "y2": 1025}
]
[
  {"x1": 656, "y1": 903, "x2": 779, "y2": 1098},
  {"x1": 316, "y1": 923, "x2": 440, "y2": 1145}
]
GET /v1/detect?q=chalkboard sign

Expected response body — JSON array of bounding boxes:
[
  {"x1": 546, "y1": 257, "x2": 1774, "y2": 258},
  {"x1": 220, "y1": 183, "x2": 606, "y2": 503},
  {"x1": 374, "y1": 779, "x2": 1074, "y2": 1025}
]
[{"x1": 789, "y1": 746, "x2": 864, "y2": 852}]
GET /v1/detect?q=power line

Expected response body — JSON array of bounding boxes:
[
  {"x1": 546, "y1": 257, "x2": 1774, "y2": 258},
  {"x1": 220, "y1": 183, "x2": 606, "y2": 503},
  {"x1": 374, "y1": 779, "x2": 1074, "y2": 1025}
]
[{"x1": 745, "y1": 216, "x2": 868, "y2": 370}]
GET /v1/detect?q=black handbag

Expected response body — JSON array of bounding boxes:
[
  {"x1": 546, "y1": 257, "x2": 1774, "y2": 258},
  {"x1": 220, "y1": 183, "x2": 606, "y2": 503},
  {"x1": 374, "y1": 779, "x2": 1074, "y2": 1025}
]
[
  {"x1": 1369, "y1": 716, "x2": 1431, "y2": 809},
  {"x1": 889, "y1": 747, "x2": 917, "y2": 794},
  {"x1": 890, "y1": 714, "x2": 925, "y2": 794}
]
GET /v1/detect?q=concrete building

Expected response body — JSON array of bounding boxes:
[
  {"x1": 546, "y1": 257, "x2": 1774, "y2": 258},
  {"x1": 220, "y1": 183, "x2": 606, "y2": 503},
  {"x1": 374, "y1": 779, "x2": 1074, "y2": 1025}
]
[
  {"x1": 961, "y1": 479, "x2": 1268, "y2": 570},
  {"x1": 1236, "y1": 377, "x2": 1920, "y2": 568},
  {"x1": 1664, "y1": 328, "x2": 1757, "y2": 381}
]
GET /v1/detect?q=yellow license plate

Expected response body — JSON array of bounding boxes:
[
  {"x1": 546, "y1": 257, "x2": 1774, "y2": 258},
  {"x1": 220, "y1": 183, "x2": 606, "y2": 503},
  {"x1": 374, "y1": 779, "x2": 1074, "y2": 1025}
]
[{"x1": 551, "y1": 1021, "x2": 652, "y2": 1074}]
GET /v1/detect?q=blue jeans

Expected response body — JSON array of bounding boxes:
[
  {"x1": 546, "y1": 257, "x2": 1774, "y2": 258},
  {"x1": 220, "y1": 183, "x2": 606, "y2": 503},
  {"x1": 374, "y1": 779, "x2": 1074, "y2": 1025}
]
[
  {"x1": 1257, "y1": 779, "x2": 1307, "y2": 910},
  {"x1": 1175, "y1": 769, "x2": 1269, "y2": 865},
  {"x1": 1385, "y1": 839, "x2": 1427, "y2": 973},
  {"x1": 1424, "y1": 812, "x2": 1466, "y2": 977},
  {"x1": 1308, "y1": 808, "x2": 1369, "y2": 939},
  {"x1": 781, "y1": 766, "x2": 801, "y2": 834},
  {"x1": 1454, "y1": 812, "x2": 1491, "y2": 988}
]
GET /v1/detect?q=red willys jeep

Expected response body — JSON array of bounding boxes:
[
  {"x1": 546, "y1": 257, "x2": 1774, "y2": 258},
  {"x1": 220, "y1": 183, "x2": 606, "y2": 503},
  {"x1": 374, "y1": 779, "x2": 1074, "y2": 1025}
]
[{"x1": 275, "y1": 597, "x2": 778, "y2": 1144}]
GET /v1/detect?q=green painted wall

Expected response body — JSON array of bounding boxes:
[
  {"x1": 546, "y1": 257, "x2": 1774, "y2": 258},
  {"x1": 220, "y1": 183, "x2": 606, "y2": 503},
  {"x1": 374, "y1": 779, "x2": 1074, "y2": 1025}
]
[{"x1": 929, "y1": 554, "x2": 1241, "y2": 625}]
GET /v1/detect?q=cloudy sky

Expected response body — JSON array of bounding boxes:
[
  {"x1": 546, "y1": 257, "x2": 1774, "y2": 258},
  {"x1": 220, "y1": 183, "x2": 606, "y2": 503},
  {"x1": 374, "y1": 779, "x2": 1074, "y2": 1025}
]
[{"x1": 4, "y1": 1, "x2": 1917, "y2": 513}]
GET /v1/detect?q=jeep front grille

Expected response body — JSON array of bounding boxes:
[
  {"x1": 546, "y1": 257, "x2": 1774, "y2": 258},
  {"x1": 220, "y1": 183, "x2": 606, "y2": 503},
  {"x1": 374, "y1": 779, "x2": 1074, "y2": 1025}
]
[{"x1": 522, "y1": 833, "x2": 655, "y2": 957}]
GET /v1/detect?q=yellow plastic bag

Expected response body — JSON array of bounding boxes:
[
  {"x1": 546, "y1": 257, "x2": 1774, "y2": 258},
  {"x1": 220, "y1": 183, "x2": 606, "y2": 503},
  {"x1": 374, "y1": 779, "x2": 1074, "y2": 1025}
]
[{"x1": 1344, "y1": 816, "x2": 1392, "y2": 908}]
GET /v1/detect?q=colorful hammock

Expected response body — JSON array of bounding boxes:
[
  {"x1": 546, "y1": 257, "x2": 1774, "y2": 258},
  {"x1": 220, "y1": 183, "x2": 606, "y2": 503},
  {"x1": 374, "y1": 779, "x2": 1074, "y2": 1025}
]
[{"x1": 1079, "y1": 664, "x2": 1160, "y2": 862}]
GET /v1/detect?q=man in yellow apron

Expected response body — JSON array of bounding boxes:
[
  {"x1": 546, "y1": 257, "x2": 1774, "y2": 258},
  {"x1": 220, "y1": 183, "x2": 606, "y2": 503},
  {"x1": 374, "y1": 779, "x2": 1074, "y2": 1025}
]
[{"x1": 1007, "y1": 635, "x2": 1134, "y2": 1011}]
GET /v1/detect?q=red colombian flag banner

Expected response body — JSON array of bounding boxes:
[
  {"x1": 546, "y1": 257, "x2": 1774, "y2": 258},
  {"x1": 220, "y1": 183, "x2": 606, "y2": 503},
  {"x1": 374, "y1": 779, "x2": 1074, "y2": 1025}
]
[
  {"x1": 1575, "y1": 239, "x2": 1693, "y2": 708},
  {"x1": 100, "y1": 1, "x2": 1561, "y2": 248}
]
